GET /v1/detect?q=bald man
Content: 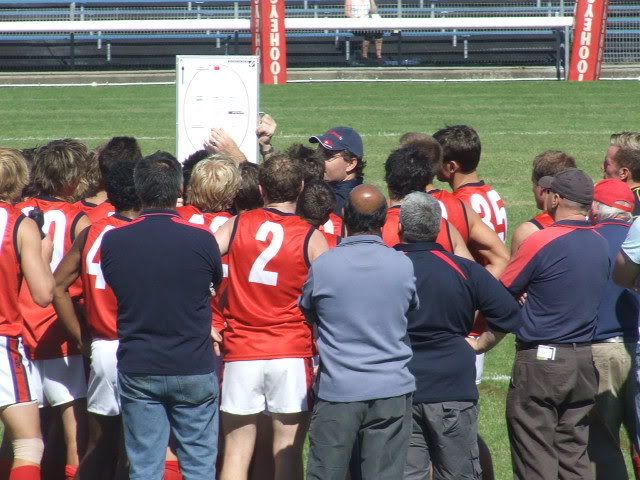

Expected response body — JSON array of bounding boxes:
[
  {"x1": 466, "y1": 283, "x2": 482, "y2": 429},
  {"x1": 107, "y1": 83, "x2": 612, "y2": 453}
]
[{"x1": 300, "y1": 184, "x2": 418, "y2": 480}]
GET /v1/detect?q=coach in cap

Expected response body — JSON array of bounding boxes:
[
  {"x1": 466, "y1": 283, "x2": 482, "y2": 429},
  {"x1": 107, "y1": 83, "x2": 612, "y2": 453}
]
[
  {"x1": 587, "y1": 178, "x2": 639, "y2": 479},
  {"x1": 500, "y1": 168, "x2": 609, "y2": 480},
  {"x1": 309, "y1": 126, "x2": 365, "y2": 214}
]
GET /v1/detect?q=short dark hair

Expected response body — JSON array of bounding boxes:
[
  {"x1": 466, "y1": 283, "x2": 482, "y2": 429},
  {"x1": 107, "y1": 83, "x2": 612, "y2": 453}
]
[
  {"x1": 385, "y1": 141, "x2": 442, "y2": 200},
  {"x1": 614, "y1": 148, "x2": 640, "y2": 182},
  {"x1": 259, "y1": 153, "x2": 304, "y2": 204},
  {"x1": 286, "y1": 143, "x2": 324, "y2": 183},
  {"x1": 296, "y1": 180, "x2": 336, "y2": 227},
  {"x1": 343, "y1": 195, "x2": 387, "y2": 235},
  {"x1": 234, "y1": 162, "x2": 263, "y2": 212},
  {"x1": 99, "y1": 137, "x2": 143, "y2": 180},
  {"x1": 105, "y1": 161, "x2": 141, "y2": 212},
  {"x1": 433, "y1": 125, "x2": 481, "y2": 173},
  {"x1": 532, "y1": 151, "x2": 577, "y2": 183},
  {"x1": 182, "y1": 149, "x2": 211, "y2": 196},
  {"x1": 134, "y1": 151, "x2": 182, "y2": 208}
]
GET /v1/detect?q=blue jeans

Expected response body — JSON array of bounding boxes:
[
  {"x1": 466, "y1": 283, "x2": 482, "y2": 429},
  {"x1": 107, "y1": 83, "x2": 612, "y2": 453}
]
[{"x1": 118, "y1": 371, "x2": 219, "y2": 480}]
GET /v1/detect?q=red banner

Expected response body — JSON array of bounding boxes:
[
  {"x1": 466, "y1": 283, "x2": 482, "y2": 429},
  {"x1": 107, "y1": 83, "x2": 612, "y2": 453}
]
[
  {"x1": 251, "y1": 0, "x2": 287, "y2": 85},
  {"x1": 568, "y1": 0, "x2": 609, "y2": 81}
]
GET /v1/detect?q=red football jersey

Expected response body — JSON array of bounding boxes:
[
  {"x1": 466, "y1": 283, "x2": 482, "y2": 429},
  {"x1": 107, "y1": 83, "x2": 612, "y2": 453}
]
[
  {"x1": 75, "y1": 200, "x2": 115, "y2": 223},
  {"x1": 454, "y1": 181, "x2": 507, "y2": 242},
  {"x1": 319, "y1": 212, "x2": 344, "y2": 236},
  {"x1": 224, "y1": 208, "x2": 315, "y2": 361},
  {"x1": 429, "y1": 189, "x2": 470, "y2": 243},
  {"x1": 18, "y1": 196, "x2": 86, "y2": 359},
  {"x1": 322, "y1": 231, "x2": 341, "y2": 248},
  {"x1": 0, "y1": 203, "x2": 26, "y2": 337},
  {"x1": 382, "y1": 206, "x2": 453, "y2": 252},
  {"x1": 177, "y1": 205, "x2": 233, "y2": 332},
  {"x1": 81, "y1": 213, "x2": 132, "y2": 341},
  {"x1": 530, "y1": 211, "x2": 554, "y2": 230}
]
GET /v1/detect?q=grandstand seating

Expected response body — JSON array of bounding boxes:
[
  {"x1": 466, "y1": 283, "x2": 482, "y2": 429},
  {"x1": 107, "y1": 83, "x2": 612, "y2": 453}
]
[{"x1": 0, "y1": 1, "x2": 636, "y2": 73}]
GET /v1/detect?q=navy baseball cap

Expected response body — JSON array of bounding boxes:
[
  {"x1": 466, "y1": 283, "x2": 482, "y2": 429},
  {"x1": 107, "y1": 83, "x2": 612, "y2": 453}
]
[{"x1": 309, "y1": 126, "x2": 364, "y2": 159}]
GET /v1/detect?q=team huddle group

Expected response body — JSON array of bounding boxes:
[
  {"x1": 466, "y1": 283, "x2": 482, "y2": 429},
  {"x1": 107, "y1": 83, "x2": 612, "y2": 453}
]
[{"x1": 0, "y1": 115, "x2": 640, "y2": 480}]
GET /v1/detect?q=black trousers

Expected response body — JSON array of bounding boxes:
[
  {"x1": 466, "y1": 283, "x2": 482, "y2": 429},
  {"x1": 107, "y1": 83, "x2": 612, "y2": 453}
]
[
  {"x1": 506, "y1": 344, "x2": 598, "y2": 480},
  {"x1": 306, "y1": 394, "x2": 412, "y2": 480}
]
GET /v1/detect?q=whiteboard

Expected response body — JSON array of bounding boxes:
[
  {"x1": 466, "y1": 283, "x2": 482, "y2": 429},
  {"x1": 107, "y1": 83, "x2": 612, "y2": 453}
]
[{"x1": 176, "y1": 55, "x2": 260, "y2": 163}]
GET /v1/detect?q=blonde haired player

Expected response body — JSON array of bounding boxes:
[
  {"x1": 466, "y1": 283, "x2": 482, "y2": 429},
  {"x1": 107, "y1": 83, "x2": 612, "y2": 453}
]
[{"x1": 0, "y1": 148, "x2": 54, "y2": 480}]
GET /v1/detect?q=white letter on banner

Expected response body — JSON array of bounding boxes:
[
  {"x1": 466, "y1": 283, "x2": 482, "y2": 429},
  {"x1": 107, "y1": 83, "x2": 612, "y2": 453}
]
[
  {"x1": 580, "y1": 31, "x2": 592, "y2": 46},
  {"x1": 585, "y1": 3, "x2": 594, "y2": 18},
  {"x1": 584, "y1": 17, "x2": 593, "y2": 32},
  {"x1": 270, "y1": 47, "x2": 281, "y2": 61},
  {"x1": 270, "y1": 32, "x2": 279, "y2": 47},
  {"x1": 270, "y1": 62, "x2": 281, "y2": 75},
  {"x1": 270, "y1": 18, "x2": 278, "y2": 31},
  {"x1": 577, "y1": 59, "x2": 589, "y2": 73},
  {"x1": 579, "y1": 45, "x2": 590, "y2": 59},
  {"x1": 270, "y1": 4, "x2": 278, "y2": 18}
]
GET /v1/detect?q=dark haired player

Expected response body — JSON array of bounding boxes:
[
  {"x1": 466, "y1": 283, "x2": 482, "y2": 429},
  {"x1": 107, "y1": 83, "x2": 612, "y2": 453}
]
[
  {"x1": 297, "y1": 180, "x2": 342, "y2": 248},
  {"x1": 76, "y1": 137, "x2": 142, "y2": 222},
  {"x1": 214, "y1": 153, "x2": 328, "y2": 480},
  {"x1": 234, "y1": 163, "x2": 264, "y2": 213},
  {"x1": 53, "y1": 161, "x2": 140, "y2": 480},
  {"x1": 383, "y1": 142, "x2": 472, "y2": 258},
  {"x1": 434, "y1": 125, "x2": 508, "y2": 242}
]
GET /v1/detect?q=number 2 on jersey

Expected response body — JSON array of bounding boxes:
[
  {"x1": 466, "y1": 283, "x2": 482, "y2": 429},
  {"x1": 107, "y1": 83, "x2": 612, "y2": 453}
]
[{"x1": 248, "y1": 221, "x2": 284, "y2": 286}]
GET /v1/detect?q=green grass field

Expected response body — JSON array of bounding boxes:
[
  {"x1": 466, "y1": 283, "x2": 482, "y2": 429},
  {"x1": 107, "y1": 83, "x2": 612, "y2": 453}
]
[{"x1": 1, "y1": 79, "x2": 639, "y2": 478}]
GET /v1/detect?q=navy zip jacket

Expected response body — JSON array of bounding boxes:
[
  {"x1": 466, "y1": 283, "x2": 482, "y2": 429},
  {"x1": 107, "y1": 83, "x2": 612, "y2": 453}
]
[{"x1": 396, "y1": 242, "x2": 520, "y2": 404}]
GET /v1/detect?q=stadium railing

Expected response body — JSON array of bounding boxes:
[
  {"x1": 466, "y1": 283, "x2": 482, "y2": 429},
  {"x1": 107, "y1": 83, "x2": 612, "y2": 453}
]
[
  {"x1": 0, "y1": 1, "x2": 635, "y2": 73},
  {"x1": 0, "y1": 16, "x2": 573, "y2": 75}
]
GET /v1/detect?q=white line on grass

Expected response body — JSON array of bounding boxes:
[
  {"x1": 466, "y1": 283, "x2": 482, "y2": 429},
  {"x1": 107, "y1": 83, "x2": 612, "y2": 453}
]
[
  {"x1": 0, "y1": 81, "x2": 174, "y2": 88},
  {"x1": 483, "y1": 374, "x2": 511, "y2": 383},
  {"x1": 0, "y1": 136, "x2": 173, "y2": 141},
  {"x1": 0, "y1": 131, "x2": 609, "y2": 142},
  {"x1": 0, "y1": 77, "x2": 635, "y2": 89}
]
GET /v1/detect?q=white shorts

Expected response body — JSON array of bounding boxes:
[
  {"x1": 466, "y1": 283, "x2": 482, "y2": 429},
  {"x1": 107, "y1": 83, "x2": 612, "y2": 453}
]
[
  {"x1": 30, "y1": 354, "x2": 88, "y2": 407},
  {"x1": 0, "y1": 336, "x2": 37, "y2": 408},
  {"x1": 221, "y1": 358, "x2": 314, "y2": 415},
  {"x1": 87, "y1": 339, "x2": 120, "y2": 416},
  {"x1": 475, "y1": 352, "x2": 485, "y2": 385}
]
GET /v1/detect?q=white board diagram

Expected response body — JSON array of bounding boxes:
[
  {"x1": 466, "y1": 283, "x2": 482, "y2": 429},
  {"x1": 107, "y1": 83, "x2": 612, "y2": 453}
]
[{"x1": 176, "y1": 55, "x2": 260, "y2": 163}]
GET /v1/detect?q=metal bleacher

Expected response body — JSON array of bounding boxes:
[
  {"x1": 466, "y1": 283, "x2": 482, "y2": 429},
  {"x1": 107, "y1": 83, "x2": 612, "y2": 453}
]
[{"x1": 0, "y1": 1, "x2": 636, "y2": 73}]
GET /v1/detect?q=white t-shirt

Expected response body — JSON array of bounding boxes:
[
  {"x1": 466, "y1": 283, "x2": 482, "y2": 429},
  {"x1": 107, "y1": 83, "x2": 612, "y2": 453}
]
[
  {"x1": 347, "y1": 0, "x2": 371, "y2": 18},
  {"x1": 622, "y1": 217, "x2": 640, "y2": 264},
  {"x1": 620, "y1": 217, "x2": 640, "y2": 338}
]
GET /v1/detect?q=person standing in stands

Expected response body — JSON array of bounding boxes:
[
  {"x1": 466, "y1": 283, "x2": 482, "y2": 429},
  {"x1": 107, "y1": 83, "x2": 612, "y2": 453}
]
[{"x1": 345, "y1": 0, "x2": 383, "y2": 64}]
